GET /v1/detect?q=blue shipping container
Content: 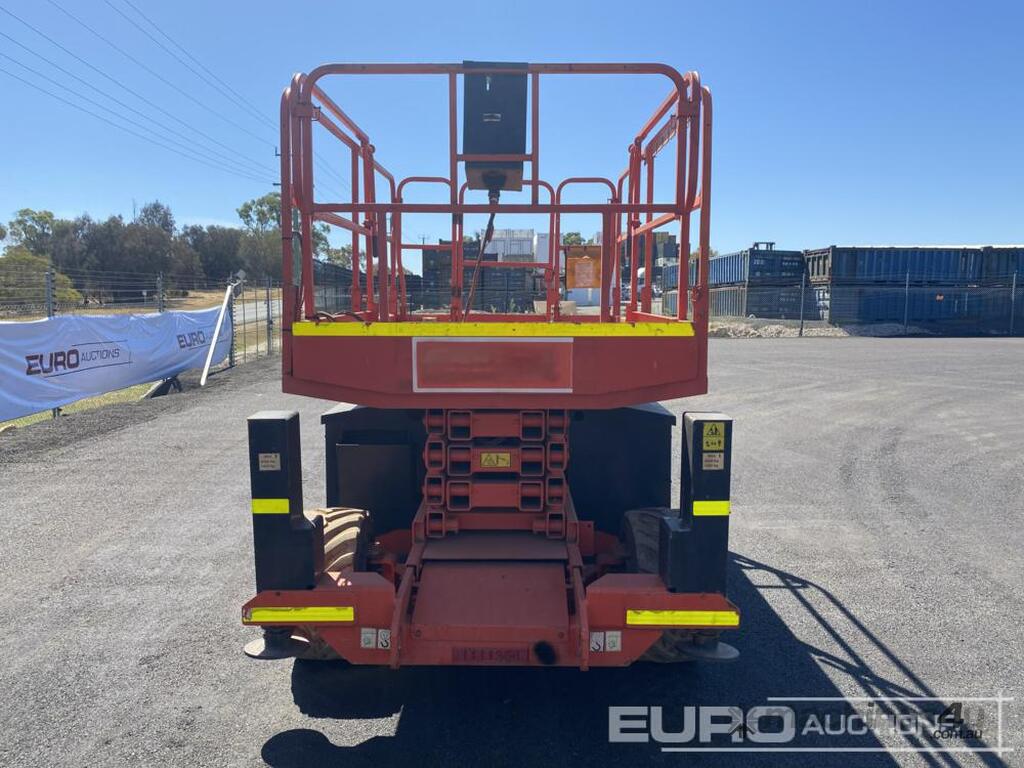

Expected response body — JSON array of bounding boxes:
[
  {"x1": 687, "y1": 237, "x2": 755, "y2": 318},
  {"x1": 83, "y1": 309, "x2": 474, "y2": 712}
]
[
  {"x1": 662, "y1": 262, "x2": 679, "y2": 291},
  {"x1": 821, "y1": 284, "x2": 983, "y2": 324},
  {"x1": 807, "y1": 246, "x2": 982, "y2": 283},
  {"x1": 980, "y1": 246, "x2": 1024, "y2": 279},
  {"x1": 702, "y1": 244, "x2": 806, "y2": 286}
]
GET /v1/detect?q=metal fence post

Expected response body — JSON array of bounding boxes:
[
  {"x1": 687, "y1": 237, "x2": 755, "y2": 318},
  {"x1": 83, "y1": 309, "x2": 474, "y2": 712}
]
[
  {"x1": 157, "y1": 272, "x2": 165, "y2": 312},
  {"x1": 46, "y1": 268, "x2": 58, "y2": 419},
  {"x1": 229, "y1": 284, "x2": 237, "y2": 368},
  {"x1": 240, "y1": 280, "x2": 248, "y2": 363},
  {"x1": 45, "y1": 267, "x2": 54, "y2": 318},
  {"x1": 1011, "y1": 271, "x2": 1018, "y2": 336},
  {"x1": 254, "y1": 283, "x2": 261, "y2": 359},
  {"x1": 903, "y1": 270, "x2": 910, "y2": 335},
  {"x1": 266, "y1": 276, "x2": 274, "y2": 353},
  {"x1": 798, "y1": 271, "x2": 806, "y2": 337}
]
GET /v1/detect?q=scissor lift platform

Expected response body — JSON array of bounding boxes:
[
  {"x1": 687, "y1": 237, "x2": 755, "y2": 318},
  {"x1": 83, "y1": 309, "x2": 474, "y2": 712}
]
[{"x1": 242, "y1": 61, "x2": 738, "y2": 669}]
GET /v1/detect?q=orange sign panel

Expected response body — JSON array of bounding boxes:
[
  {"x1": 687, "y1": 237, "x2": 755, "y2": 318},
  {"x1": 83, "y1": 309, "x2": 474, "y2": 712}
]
[{"x1": 566, "y1": 245, "x2": 602, "y2": 289}]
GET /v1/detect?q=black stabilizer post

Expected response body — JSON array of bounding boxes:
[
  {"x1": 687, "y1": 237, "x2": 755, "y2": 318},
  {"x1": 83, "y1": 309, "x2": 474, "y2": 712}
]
[
  {"x1": 659, "y1": 412, "x2": 733, "y2": 594},
  {"x1": 247, "y1": 411, "x2": 322, "y2": 592}
]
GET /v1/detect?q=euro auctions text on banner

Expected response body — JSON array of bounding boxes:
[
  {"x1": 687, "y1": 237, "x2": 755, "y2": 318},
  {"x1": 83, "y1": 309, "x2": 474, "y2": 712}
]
[{"x1": 0, "y1": 307, "x2": 232, "y2": 421}]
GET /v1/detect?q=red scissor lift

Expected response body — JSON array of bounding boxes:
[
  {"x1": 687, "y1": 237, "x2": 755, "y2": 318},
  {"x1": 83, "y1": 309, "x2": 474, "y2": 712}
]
[{"x1": 243, "y1": 62, "x2": 739, "y2": 668}]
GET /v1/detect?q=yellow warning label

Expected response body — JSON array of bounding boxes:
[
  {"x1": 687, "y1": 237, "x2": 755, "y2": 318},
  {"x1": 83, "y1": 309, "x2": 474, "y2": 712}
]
[
  {"x1": 480, "y1": 452, "x2": 512, "y2": 468},
  {"x1": 702, "y1": 422, "x2": 725, "y2": 451}
]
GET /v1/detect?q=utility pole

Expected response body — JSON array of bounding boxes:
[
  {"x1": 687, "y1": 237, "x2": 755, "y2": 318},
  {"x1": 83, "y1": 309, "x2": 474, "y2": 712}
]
[{"x1": 156, "y1": 272, "x2": 165, "y2": 312}]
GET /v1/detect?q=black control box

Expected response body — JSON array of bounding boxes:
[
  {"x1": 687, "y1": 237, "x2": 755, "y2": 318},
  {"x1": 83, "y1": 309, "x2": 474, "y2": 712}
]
[{"x1": 463, "y1": 60, "x2": 528, "y2": 192}]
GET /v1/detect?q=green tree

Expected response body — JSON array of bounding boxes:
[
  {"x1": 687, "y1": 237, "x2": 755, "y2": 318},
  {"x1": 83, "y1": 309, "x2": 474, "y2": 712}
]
[
  {"x1": 137, "y1": 200, "x2": 175, "y2": 235},
  {"x1": 168, "y1": 238, "x2": 204, "y2": 286},
  {"x1": 121, "y1": 218, "x2": 172, "y2": 276},
  {"x1": 8, "y1": 209, "x2": 57, "y2": 256},
  {"x1": 181, "y1": 225, "x2": 243, "y2": 280},
  {"x1": 237, "y1": 191, "x2": 329, "y2": 276},
  {"x1": 324, "y1": 243, "x2": 352, "y2": 268},
  {"x1": 50, "y1": 216, "x2": 94, "y2": 275},
  {"x1": 238, "y1": 231, "x2": 281, "y2": 281},
  {"x1": 81, "y1": 216, "x2": 127, "y2": 277},
  {"x1": 237, "y1": 192, "x2": 281, "y2": 235},
  {"x1": 562, "y1": 232, "x2": 584, "y2": 245},
  {"x1": 0, "y1": 222, "x2": 7, "y2": 241},
  {"x1": 690, "y1": 248, "x2": 719, "y2": 259},
  {"x1": 0, "y1": 246, "x2": 82, "y2": 304}
]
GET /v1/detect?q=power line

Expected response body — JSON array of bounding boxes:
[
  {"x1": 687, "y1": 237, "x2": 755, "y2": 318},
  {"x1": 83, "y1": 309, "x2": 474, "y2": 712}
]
[
  {"x1": 0, "y1": 41, "x2": 275, "y2": 180},
  {"x1": 0, "y1": 52, "x2": 270, "y2": 182},
  {"x1": 60, "y1": 0, "x2": 350, "y2": 200},
  {"x1": 0, "y1": 4, "x2": 275, "y2": 176},
  {"x1": 41, "y1": 0, "x2": 274, "y2": 149},
  {"x1": 108, "y1": 0, "x2": 352, "y2": 197},
  {"x1": 0, "y1": 65, "x2": 272, "y2": 185},
  {"x1": 117, "y1": 0, "x2": 276, "y2": 132},
  {"x1": 1, "y1": 3, "x2": 349, "y2": 200}
]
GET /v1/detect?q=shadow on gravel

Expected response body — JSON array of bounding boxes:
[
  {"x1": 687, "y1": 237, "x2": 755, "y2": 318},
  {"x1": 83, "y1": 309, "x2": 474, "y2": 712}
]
[{"x1": 261, "y1": 555, "x2": 1008, "y2": 768}]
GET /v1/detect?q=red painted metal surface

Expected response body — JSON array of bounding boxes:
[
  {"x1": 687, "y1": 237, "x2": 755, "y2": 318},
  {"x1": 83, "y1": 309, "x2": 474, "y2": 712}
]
[
  {"x1": 414, "y1": 339, "x2": 573, "y2": 393},
  {"x1": 277, "y1": 62, "x2": 713, "y2": 409},
  {"x1": 241, "y1": 501, "x2": 741, "y2": 667},
  {"x1": 286, "y1": 334, "x2": 705, "y2": 409},
  {"x1": 245, "y1": 62, "x2": 733, "y2": 669}
]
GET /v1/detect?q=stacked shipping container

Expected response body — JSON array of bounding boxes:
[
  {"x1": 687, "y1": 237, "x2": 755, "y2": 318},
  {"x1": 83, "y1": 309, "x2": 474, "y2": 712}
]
[
  {"x1": 420, "y1": 241, "x2": 542, "y2": 312},
  {"x1": 671, "y1": 242, "x2": 814, "y2": 320},
  {"x1": 806, "y1": 245, "x2": 1022, "y2": 331},
  {"x1": 660, "y1": 244, "x2": 1020, "y2": 333}
]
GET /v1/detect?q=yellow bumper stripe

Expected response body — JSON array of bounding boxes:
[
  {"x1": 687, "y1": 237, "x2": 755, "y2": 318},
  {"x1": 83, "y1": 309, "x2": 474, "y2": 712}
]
[
  {"x1": 244, "y1": 606, "x2": 355, "y2": 624},
  {"x1": 292, "y1": 320, "x2": 694, "y2": 338},
  {"x1": 251, "y1": 498, "x2": 290, "y2": 514},
  {"x1": 626, "y1": 609, "x2": 739, "y2": 628},
  {"x1": 693, "y1": 500, "x2": 731, "y2": 516}
]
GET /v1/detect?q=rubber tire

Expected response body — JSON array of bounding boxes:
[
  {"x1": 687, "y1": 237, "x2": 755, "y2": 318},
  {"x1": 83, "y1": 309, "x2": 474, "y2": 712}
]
[
  {"x1": 294, "y1": 508, "x2": 372, "y2": 662},
  {"x1": 312, "y1": 507, "x2": 372, "y2": 573},
  {"x1": 622, "y1": 508, "x2": 700, "y2": 663}
]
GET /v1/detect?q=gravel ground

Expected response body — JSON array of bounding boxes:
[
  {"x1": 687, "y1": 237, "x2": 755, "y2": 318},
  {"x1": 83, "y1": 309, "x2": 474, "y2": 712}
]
[{"x1": 1, "y1": 339, "x2": 1021, "y2": 767}]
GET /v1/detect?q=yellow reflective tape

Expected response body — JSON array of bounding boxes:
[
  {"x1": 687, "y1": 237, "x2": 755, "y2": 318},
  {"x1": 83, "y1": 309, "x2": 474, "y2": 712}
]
[
  {"x1": 626, "y1": 609, "x2": 740, "y2": 628},
  {"x1": 251, "y1": 498, "x2": 290, "y2": 514},
  {"x1": 244, "y1": 606, "x2": 355, "y2": 624},
  {"x1": 693, "y1": 500, "x2": 731, "y2": 516},
  {"x1": 291, "y1": 320, "x2": 694, "y2": 338}
]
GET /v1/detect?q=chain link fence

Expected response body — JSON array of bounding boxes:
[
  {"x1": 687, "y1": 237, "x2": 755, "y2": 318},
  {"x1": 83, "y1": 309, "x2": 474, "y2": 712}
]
[
  {"x1": 0, "y1": 267, "x2": 283, "y2": 427},
  {"x1": 0, "y1": 266, "x2": 284, "y2": 355},
  {"x1": 661, "y1": 272, "x2": 1022, "y2": 335},
  {"x1": 228, "y1": 277, "x2": 284, "y2": 364}
]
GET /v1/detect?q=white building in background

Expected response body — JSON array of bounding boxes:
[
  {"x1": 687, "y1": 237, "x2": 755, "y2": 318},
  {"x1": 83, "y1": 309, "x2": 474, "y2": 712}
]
[
  {"x1": 533, "y1": 232, "x2": 550, "y2": 264},
  {"x1": 484, "y1": 229, "x2": 535, "y2": 261}
]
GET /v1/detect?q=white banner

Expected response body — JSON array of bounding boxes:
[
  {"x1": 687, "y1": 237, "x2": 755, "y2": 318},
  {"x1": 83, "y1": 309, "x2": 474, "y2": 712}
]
[{"x1": 0, "y1": 307, "x2": 232, "y2": 421}]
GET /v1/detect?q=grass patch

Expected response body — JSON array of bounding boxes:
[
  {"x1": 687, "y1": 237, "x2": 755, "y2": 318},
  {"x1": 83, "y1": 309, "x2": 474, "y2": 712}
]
[{"x1": 0, "y1": 381, "x2": 156, "y2": 431}]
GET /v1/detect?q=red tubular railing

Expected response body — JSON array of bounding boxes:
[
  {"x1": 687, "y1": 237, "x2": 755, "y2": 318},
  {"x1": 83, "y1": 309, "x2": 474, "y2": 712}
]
[{"x1": 278, "y1": 63, "x2": 711, "y2": 326}]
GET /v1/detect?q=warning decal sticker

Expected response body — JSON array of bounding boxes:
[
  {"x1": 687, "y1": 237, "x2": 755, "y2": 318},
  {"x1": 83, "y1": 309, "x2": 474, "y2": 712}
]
[
  {"x1": 702, "y1": 422, "x2": 725, "y2": 451},
  {"x1": 480, "y1": 452, "x2": 512, "y2": 468},
  {"x1": 702, "y1": 452, "x2": 724, "y2": 470}
]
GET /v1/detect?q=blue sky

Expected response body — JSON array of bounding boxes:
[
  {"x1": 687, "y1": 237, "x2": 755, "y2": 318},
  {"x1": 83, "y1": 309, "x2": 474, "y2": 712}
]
[{"x1": 1, "y1": 0, "x2": 1021, "y2": 274}]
